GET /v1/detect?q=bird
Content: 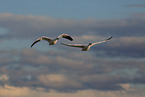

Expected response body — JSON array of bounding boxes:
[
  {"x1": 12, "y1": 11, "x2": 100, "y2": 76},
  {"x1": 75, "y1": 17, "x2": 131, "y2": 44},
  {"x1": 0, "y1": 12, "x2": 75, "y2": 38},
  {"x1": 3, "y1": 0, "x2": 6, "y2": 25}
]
[
  {"x1": 61, "y1": 36, "x2": 113, "y2": 51},
  {"x1": 31, "y1": 33, "x2": 73, "y2": 47}
]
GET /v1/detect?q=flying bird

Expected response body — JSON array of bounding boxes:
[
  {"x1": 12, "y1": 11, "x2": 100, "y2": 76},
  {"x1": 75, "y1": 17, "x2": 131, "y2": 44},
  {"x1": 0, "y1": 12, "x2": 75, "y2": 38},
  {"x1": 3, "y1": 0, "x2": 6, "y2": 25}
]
[
  {"x1": 61, "y1": 36, "x2": 113, "y2": 51},
  {"x1": 31, "y1": 33, "x2": 73, "y2": 47}
]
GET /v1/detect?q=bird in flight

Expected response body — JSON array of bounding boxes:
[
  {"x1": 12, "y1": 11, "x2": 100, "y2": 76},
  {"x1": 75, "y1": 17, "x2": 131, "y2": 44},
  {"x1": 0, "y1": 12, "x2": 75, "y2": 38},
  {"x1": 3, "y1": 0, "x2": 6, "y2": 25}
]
[
  {"x1": 31, "y1": 33, "x2": 73, "y2": 47},
  {"x1": 61, "y1": 36, "x2": 113, "y2": 51}
]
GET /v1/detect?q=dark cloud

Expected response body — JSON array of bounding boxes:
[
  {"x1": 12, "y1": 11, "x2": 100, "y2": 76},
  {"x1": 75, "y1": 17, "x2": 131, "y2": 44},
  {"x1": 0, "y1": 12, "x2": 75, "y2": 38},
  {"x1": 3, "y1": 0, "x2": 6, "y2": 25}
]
[
  {"x1": 91, "y1": 36, "x2": 145, "y2": 58},
  {"x1": 0, "y1": 12, "x2": 145, "y2": 39},
  {"x1": 0, "y1": 12, "x2": 145, "y2": 92},
  {"x1": 0, "y1": 48, "x2": 145, "y2": 92}
]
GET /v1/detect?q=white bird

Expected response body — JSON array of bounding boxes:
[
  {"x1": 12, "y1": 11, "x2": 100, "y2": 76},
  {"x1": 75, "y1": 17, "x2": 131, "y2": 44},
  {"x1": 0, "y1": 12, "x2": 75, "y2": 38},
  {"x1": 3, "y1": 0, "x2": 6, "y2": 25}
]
[
  {"x1": 31, "y1": 33, "x2": 73, "y2": 47},
  {"x1": 61, "y1": 36, "x2": 113, "y2": 51}
]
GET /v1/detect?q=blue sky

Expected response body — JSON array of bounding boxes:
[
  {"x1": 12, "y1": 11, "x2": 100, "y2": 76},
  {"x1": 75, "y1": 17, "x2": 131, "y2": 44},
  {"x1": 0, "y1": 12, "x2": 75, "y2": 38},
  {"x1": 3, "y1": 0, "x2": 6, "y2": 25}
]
[
  {"x1": 0, "y1": 0, "x2": 145, "y2": 97},
  {"x1": 0, "y1": 0, "x2": 145, "y2": 19}
]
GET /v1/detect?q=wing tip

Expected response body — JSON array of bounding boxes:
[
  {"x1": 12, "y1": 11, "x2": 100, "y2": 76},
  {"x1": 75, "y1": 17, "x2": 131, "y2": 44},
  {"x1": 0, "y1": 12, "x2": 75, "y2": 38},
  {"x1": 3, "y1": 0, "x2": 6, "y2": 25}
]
[
  {"x1": 30, "y1": 39, "x2": 41, "y2": 48},
  {"x1": 107, "y1": 36, "x2": 113, "y2": 40},
  {"x1": 30, "y1": 44, "x2": 33, "y2": 48},
  {"x1": 30, "y1": 43, "x2": 35, "y2": 48},
  {"x1": 69, "y1": 37, "x2": 73, "y2": 41},
  {"x1": 63, "y1": 36, "x2": 73, "y2": 41}
]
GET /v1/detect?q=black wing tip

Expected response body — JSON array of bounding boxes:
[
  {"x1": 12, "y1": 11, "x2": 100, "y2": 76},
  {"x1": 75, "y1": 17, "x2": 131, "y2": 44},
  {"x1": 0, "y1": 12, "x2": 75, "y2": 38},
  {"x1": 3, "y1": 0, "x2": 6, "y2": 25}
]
[
  {"x1": 107, "y1": 36, "x2": 113, "y2": 40},
  {"x1": 31, "y1": 43, "x2": 35, "y2": 47},
  {"x1": 63, "y1": 36, "x2": 73, "y2": 41},
  {"x1": 70, "y1": 38, "x2": 73, "y2": 41},
  {"x1": 30, "y1": 40, "x2": 40, "y2": 48}
]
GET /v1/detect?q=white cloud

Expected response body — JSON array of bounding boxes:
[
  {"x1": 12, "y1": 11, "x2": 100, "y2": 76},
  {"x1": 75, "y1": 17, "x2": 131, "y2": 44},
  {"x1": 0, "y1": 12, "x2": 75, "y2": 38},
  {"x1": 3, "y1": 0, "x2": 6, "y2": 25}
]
[
  {"x1": 0, "y1": 74, "x2": 9, "y2": 81},
  {"x1": 37, "y1": 74, "x2": 82, "y2": 89}
]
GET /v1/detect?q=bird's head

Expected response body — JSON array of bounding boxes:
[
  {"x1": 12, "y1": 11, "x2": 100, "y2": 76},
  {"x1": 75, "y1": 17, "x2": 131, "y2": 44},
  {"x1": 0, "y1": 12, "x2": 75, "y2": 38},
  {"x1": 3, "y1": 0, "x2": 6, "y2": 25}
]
[{"x1": 89, "y1": 43, "x2": 92, "y2": 45}]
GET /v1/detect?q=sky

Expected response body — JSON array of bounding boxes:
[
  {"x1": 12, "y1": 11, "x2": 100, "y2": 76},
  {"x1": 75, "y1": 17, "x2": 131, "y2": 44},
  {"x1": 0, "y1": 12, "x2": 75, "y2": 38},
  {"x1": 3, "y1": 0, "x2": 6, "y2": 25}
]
[{"x1": 0, "y1": 0, "x2": 145, "y2": 97}]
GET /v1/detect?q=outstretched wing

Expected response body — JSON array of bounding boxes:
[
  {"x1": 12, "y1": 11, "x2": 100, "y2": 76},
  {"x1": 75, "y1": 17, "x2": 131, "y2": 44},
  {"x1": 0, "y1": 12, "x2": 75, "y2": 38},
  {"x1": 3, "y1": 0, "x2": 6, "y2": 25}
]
[
  {"x1": 31, "y1": 39, "x2": 41, "y2": 47},
  {"x1": 41, "y1": 36, "x2": 52, "y2": 42},
  {"x1": 58, "y1": 33, "x2": 73, "y2": 41},
  {"x1": 31, "y1": 36, "x2": 52, "y2": 47},
  {"x1": 90, "y1": 36, "x2": 113, "y2": 47},
  {"x1": 61, "y1": 43, "x2": 85, "y2": 48}
]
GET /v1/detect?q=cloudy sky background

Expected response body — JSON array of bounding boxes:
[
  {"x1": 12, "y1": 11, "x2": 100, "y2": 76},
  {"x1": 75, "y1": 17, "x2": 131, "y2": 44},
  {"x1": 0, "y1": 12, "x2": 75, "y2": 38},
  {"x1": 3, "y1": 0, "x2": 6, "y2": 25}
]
[{"x1": 0, "y1": 0, "x2": 145, "y2": 97}]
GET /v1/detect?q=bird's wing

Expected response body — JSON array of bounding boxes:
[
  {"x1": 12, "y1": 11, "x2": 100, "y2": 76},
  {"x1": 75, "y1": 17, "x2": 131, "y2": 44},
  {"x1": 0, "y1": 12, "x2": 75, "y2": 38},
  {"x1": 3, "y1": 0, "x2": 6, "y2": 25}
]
[
  {"x1": 90, "y1": 36, "x2": 113, "y2": 46},
  {"x1": 31, "y1": 38, "x2": 41, "y2": 47},
  {"x1": 42, "y1": 36, "x2": 52, "y2": 42},
  {"x1": 57, "y1": 33, "x2": 73, "y2": 41},
  {"x1": 31, "y1": 36, "x2": 52, "y2": 47},
  {"x1": 61, "y1": 43, "x2": 85, "y2": 48}
]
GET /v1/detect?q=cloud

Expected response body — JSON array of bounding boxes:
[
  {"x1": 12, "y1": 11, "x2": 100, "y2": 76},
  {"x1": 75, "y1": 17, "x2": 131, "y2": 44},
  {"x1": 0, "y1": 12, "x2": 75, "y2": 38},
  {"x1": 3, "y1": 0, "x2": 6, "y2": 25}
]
[
  {"x1": 19, "y1": 49, "x2": 95, "y2": 70},
  {"x1": 0, "y1": 12, "x2": 145, "y2": 39},
  {"x1": 1, "y1": 12, "x2": 144, "y2": 59},
  {"x1": 74, "y1": 35, "x2": 143, "y2": 59},
  {"x1": 0, "y1": 13, "x2": 86, "y2": 37},
  {"x1": 0, "y1": 48, "x2": 144, "y2": 91},
  {"x1": 0, "y1": 12, "x2": 145, "y2": 93},
  {"x1": 37, "y1": 74, "x2": 83, "y2": 91},
  {"x1": 0, "y1": 85, "x2": 32, "y2": 97},
  {"x1": 0, "y1": 74, "x2": 9, "y2": 82},
  {"x1": 0, "y1": 84, "x2": 145, "y2": 97}
]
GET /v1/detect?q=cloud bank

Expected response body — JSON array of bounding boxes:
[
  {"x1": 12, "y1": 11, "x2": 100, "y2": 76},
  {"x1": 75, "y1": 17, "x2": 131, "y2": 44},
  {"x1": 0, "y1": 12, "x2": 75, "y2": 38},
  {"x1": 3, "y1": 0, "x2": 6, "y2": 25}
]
[{"x1": 0, "y1": 12, "x2": 145, "y2": 97}]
